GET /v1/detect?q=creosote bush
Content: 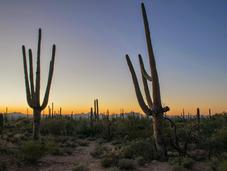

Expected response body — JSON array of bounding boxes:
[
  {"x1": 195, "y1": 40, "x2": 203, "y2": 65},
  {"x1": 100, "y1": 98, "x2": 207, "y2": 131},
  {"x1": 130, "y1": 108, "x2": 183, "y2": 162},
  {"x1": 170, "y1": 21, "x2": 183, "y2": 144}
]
[
  {"x1": 20, "y1": 141, "x2": 46, "y2": 163},
  {"x1": 0, "y1": 161, "x2": 7, "y2": 171},
  {"x1": 122, "y1": 139, "x2": 156, "y2": 161},
  {"x1": 118, "y1": 159, "x2": 136, "y2": 170},
  {"x1": 101, "y1": 150, "x2": 121, "y2": 168},
  {"x1": 218, "y1": 160, "x2": 227, "y2": 171},
  {"x1": 72, "y1": 163, "x2": 89, "y2": 171}
]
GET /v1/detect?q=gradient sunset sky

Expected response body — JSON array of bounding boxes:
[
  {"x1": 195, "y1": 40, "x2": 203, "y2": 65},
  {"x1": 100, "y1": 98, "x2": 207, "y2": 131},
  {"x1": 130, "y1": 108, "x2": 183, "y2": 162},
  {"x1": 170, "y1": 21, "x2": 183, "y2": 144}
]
[{"x1": 0, "y1": 0, "x2": 226, "y2": 115}]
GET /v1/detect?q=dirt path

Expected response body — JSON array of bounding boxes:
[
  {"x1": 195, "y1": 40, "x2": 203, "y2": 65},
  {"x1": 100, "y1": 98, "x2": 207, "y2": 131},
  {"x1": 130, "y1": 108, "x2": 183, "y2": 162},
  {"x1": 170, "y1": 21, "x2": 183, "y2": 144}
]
[
  {"x1": 39, "y1": 140, "x2": 104, "y2": 171},
  {"x1": 8, "y1": 140, "x2": 182, "y2": 171}
]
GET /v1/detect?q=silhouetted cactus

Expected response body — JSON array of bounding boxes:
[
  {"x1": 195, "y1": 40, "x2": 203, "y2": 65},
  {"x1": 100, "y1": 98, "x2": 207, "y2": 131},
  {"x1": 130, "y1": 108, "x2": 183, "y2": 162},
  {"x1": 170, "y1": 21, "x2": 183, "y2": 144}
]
[
  {"x1": 125, "y1": 3, "x2": 169, "y2": 160},
  {"x1": 90, "y1": 107, "x2": 93, "y2": 121},
  {"x1": 120, "y1": 108, "x2": 124, "y2": 119},
  {"x1": 0, "y1": 113, "x2": 4, "y2": 129},
  {"x1": 197, "y1": 108, "x2": 200, "y2": 131},
  {"x1": 182, "y1": 109, "x2": 185, "y2": 120},
  {"x1": 59, "y1": 107, "x2": 62, "y2": 116},
  {"x1": 94, "y1": 99, "x2": 99, "y2": 120},
  {"x1": 51, "y1": 102, "x2": 54, "y2": 118},
  {"x1": 48, "y1": 106, "x2": 51, "y2": 118},
  {"x1": 106, "y1": 109, "x2": 110, "y2": 120},
  {"x1": 22, "y1": 28, "x2": 56, "y2": 140},
  {"x1": 197, "y1": 108, "x2": 200, "y2": 124},
  {"x1": 209, "y1": 108, "x2": 211, "y2": 119}
]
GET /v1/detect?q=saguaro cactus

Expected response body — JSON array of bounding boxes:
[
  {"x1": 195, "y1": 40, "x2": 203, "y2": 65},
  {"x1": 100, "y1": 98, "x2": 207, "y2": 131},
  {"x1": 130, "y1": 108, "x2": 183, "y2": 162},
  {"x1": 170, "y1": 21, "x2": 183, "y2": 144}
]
[
  {"x1": 90, "y1": 107, "x2": 93, "y2": 120},
  {"x1": 51, "y1": 102, "x2": 54, "y2": 118},
  {"x1": 48, "y1": 106, "x2": 51, "y2": 118},
  {"x1": 0, "y1": 113, "x2": 4, "y2": 129},
  {"x1": 59, "y1": 107, "x2": 62, "y2": 116},
  {"x1": 209, "y1": 108, "x2": 211, "y2": 119},
  {"x1": 94, "y1": 99, "x2": 99, "y2": 120},
  {"x1": 197, "y1": 107, "x2": 200, "y2": 129},
  {"x1": 22, "y1": 28, "x2": 56, "y2": 140},
  {"x1": 125, "y1": 3, "x2": 169, "y2": 160}
]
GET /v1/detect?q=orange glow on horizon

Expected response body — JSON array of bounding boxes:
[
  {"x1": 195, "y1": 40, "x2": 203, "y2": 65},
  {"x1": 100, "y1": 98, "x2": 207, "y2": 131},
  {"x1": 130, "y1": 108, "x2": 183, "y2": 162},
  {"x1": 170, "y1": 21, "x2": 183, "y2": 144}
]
[{"x1": 1, "y1": 104, "x2": 226, "y2": 116}]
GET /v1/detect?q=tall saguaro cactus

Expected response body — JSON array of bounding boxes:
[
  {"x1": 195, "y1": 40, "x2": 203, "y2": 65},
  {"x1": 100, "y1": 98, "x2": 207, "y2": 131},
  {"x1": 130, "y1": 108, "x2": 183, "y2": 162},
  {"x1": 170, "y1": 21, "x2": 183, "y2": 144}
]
[
  {"x1": 22, "y1": 28, "x2": 56, "y2": 140},
  {"x1": 125, "y1": 3, "x2": 169, "y2": 160}
]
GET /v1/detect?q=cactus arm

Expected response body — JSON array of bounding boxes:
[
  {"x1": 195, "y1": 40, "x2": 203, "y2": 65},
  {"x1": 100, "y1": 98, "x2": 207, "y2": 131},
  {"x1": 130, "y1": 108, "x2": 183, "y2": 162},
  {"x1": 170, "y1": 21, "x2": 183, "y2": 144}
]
[
  {"x1": 141, "y1": 3, "x2": 162, "y2": 107},
  {"x1": 22, "y1": 46, "x2": 33, "y2": 108},
  {"x1": 126, "y1": 54, "x2": 152, "y2": 115},
  {"x1": 41, "y1": 44, "x2": 56, "y2": 110},
  {"x1": 138, "y1": 54, "x2": 152, "y2": 81},
  {"x1": 35, "y1": 28, "x2": 41, "y2": 106},
  {"x1": 139, "y1": 54, "x2": 153, "y2": 108},
  {"x1": 28, "y1": 49, "x2": 35, "y2": 99}
]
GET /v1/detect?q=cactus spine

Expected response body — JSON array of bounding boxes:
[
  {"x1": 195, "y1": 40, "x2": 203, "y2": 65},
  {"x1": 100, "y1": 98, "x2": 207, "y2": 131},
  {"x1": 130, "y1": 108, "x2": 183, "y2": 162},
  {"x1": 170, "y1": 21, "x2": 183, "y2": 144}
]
[
  {"x1": 125, "y1": 3, "x2": 169, "y2": 160},
  {"x1": 22, "y1": 28, "x2": 56, "y2": 140}
]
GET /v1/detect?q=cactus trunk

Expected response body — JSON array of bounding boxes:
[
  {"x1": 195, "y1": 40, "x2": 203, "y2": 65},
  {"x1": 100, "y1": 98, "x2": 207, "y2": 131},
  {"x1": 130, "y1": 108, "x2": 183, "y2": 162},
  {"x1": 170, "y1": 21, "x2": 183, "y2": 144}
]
[
  {"x1": 33, "y1": 109, "x2": 41, "y2": 140},
  {"x1": 153, "y1": 114, "x2": 167, "y2": 159}
]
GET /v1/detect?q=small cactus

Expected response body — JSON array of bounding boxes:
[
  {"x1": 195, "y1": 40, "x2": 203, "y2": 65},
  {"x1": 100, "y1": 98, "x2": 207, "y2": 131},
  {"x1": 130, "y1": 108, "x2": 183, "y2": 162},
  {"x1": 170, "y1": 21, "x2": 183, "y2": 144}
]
[
  {"x1": 59, "y1": 107, "x2": 62, "y2": 116},
  {"x1": 196, "y1": 107, "x2": 200, "y2": 133},
  {"x1": 209, "y1": 108, "x2": 211, "y2": 119},
  {"x1": 94, "y1": 99, "x2": 99, "y2": 120},
  {"x1": 0, "y1": 113, "x2": 4, "y2": 129},
  {"x1": 90, "y1": 107, "x2": 93, "y2": 121},
  {"x1": 51, "y1": 102, "x2": 54, "y2": 118},
  {"x1": 48, "y1": 106, "x2": 51, "y2": 118}
]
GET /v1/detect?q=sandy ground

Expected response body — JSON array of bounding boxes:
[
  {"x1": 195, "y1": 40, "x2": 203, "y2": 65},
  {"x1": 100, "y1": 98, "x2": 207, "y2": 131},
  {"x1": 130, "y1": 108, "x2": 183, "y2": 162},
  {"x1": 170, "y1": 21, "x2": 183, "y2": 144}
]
[{"x1": 8, "y1": 139, "x2": 210, "y2": 171}]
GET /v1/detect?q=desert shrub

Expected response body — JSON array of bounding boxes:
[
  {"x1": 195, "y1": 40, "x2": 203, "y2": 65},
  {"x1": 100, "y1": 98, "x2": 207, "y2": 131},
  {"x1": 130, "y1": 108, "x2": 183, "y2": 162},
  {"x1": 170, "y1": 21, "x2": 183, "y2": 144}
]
[
  {"x1": 62, "y1": 147, "x2": 73, "y2": 155},
  {"x1": 122, "y1": 139, "x2": 156, "y2": 161},
  {"x1": 168, "y1": 157, "x2": 182, "y2": 166},
  {"x1": 171, "y1": 165, "x2": 187, "y2": 171},
  {"x1": 169, "y1": 157, "x2": 195, "y2": 171},
  {"x1": 136, "y1": 156, "x2": 145, "y2": 166},
  {"x1": 107, "y1": 167, "x2": 120, "y2": 171},
  {"x1": 218, "y1": 160, "x2": 227, "y2": 171},
  {"x1": 72, "y1": 164, "x2": 89, "y2": 171},
  {"x1": 181, "y1": 158, "x2": 194, "y2": 169},
  {"x1": 118, "y1": 159, "x2": 136, "y2": 170},
  {"x1": 101, "y1": 157, "x2": 115, "y2": 168},
  {"x1": 44, "y1": 140, "x2": 62, "y2": 155},
  {"x1": 0, "y1": 161, "x2": 7, "y2": 171},
  {"x1": 101, "y1": 150, "x2": 120, "y2": 168},
  {"x1": 112, "y1": 117, "x2": 152, "y2": 141},
  {"x1": 20, "y1": 141, "x2": 46, "y2": 163},
  {"x1": 202, "y1": 127, "x2": 227, "y2": 159},
  {"x1": 65, "y1": 121, "x2": 76, "y2": 135},
  {"x1": 90, "y1": 145, "x2": 109, "y2": 159},
  {"x1": 209, "y1": 159, "x2": 219, "y2": 171},
  {"x1": 78, "y1": 140, "x2": 89, "y2": 146},
  {"x1": 41, "y1": 119, "x2": 67, "y2": 136}
]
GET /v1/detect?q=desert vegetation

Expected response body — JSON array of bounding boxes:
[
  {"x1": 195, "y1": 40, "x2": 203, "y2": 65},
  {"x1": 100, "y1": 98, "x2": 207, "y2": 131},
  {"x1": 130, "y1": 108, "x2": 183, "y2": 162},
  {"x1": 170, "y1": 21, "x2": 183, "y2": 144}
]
[
  {"x1": 0, "y1": 112, "x2": 227, "y2": 170},
  {"x1": 0, "y1": 1, "x2": 226, "y2": 171}
]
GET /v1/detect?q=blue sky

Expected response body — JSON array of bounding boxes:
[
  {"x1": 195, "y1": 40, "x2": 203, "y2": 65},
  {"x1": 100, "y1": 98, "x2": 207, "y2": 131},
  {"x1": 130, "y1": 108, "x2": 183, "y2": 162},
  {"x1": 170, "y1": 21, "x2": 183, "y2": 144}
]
[{"x1": 0, "y1": 0, "x2": 226, "y2": 114}]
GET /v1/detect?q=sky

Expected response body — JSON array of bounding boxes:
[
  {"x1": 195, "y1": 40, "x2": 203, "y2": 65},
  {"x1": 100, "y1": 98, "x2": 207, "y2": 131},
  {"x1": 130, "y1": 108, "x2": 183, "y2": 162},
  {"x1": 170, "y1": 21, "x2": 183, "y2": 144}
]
[{"x1": 0, "y1": 0, "x2": 226, "y2": 115}]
